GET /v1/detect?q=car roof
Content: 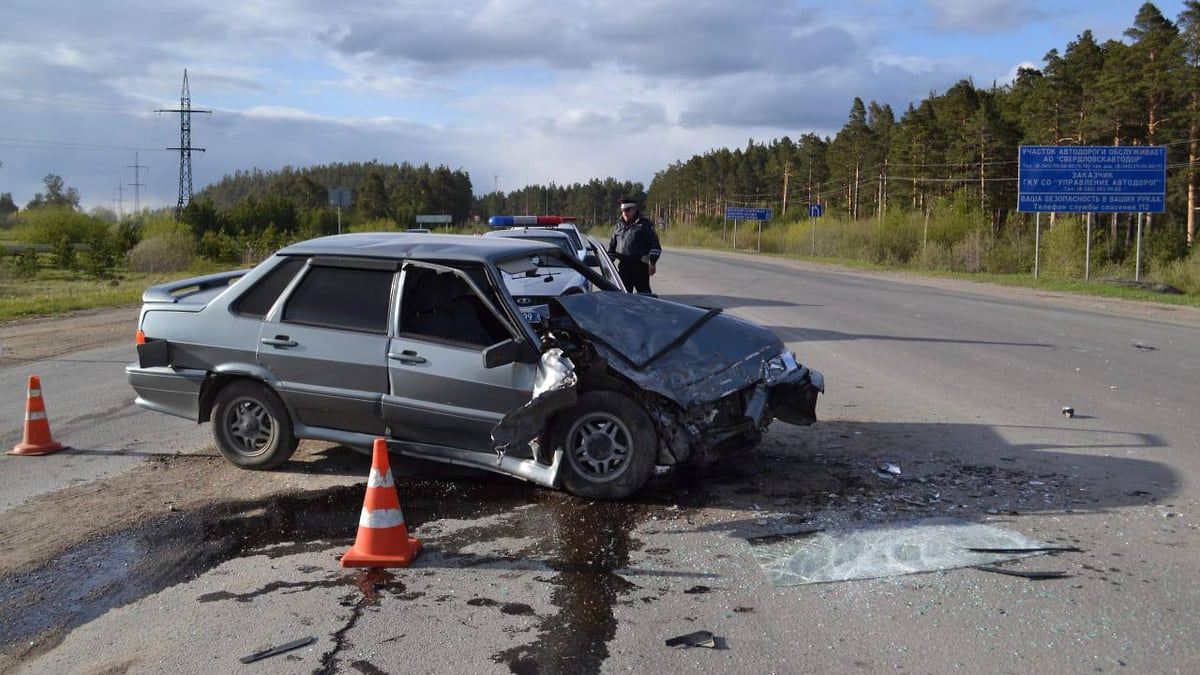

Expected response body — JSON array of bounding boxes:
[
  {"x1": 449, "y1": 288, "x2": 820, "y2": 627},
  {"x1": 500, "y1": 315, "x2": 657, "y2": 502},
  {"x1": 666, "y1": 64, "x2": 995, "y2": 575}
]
[{"x1": 278, "y1": 232, "x2": 560, "y2": 263}]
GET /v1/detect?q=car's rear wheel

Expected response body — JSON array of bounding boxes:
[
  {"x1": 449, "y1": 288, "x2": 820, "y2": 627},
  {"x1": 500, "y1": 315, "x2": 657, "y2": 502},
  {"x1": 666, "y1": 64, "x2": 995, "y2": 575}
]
[
  {"x1": 550, "y1": 390, "x2": 656, "y2": 500},
  {"x1": 211, "y1": 380, "x2": 298, "y2": 470}
]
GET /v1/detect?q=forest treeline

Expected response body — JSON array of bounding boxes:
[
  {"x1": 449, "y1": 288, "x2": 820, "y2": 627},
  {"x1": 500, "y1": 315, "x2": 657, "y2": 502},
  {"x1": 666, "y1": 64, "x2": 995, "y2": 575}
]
[{"x1": 649, "y1": 2, "x2": 1200, "y2": 253}]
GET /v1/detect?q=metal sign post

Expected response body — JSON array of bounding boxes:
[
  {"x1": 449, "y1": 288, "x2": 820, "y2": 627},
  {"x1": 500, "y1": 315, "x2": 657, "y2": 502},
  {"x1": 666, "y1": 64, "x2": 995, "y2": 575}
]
[
  {"x1": 1034, "y1": 213, "x2": 1041, "y2": 280},
  {"x1": 724, "y1": 207, "x2": 773, "y2": 254},
  {"x1": 1136, "y1": 213, "x2": 1144, "y2": 281},
  {"x1": 328, "y1": 189, "x2": 353, "y2": 235},
  {"x1": 1085, "y1": 212, "x2": 1092, "y2": 282}
]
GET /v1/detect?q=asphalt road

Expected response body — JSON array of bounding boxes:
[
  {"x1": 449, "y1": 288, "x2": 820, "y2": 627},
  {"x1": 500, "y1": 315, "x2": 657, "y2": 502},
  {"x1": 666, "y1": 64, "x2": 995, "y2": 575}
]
[{"x1": 2, "y1": 249, "x2": 1198, "y2": 674}]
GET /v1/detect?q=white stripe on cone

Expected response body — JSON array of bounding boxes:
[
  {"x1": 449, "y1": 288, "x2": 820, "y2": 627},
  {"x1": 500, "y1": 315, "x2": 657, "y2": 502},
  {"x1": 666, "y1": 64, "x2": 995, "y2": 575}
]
[
  {"x1": 29, "y1": 389, "x2": 41, "y2": 397},
  {"x1": 359, "y1": 507, "x2": 404, "y2": 529},
  {"x1": 27, "y1": 411, "x2": 46, "y2": 420},
  {"x1": 367, "y1": 468, "x2": 394, "y2": 488}
]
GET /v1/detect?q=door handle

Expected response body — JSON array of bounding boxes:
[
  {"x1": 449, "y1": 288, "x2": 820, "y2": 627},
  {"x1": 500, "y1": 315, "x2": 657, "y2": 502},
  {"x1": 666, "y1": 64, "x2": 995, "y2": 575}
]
[
  {"x1": 388, "y1": 349, "x2": 427, "y2": 365},
  {"x1": 261, "y1": 336, "x2": 298, "y2": 348}
]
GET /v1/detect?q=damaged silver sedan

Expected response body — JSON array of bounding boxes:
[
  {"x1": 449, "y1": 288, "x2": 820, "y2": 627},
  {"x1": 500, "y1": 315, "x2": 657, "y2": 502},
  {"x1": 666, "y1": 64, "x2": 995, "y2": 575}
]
[{"x1": 127, "y1": 232, "x2": 823, "y2": 500}]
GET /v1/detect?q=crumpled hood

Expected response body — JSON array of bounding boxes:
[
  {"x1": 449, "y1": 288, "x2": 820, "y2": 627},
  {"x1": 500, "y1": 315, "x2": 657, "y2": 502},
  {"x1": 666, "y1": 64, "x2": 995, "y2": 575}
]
[{"x1": 551, "y1": 292, "x2": 784, "y2": 408}]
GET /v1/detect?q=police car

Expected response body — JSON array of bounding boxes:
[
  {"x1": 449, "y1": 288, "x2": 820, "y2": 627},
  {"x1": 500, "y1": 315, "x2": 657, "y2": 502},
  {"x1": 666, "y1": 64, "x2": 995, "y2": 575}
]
[{"x1": 484, "y1": 216, "x2": 626, "y2": 324}]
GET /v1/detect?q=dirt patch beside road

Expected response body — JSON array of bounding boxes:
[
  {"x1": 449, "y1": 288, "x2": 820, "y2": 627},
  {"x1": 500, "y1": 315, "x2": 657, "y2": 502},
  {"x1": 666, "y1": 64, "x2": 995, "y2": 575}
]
[{"x1": 0, "y1": 306, "x2": 138, "y2": 367}]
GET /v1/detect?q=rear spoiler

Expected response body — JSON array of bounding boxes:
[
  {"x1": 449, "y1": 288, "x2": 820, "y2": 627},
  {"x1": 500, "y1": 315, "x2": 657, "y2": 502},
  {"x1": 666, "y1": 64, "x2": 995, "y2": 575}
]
[{"x1": 141, "y1": 269, "x2": 249, "y2": 304}]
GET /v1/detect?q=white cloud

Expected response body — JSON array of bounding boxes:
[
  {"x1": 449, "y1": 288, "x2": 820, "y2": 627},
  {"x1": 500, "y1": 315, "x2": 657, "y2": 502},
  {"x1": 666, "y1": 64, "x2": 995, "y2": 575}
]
[
  {"x1": 1, "y1": 0, "x2": 1082, "y2": 210},
  {"x1": 923, "y1": 0, "x2": 1046, "y2": 34}
]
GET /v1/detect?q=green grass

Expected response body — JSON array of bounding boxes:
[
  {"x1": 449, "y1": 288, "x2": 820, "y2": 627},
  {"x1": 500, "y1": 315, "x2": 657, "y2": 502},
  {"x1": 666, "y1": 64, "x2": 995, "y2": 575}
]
[{"x1": 0, "y1": 261, "x2": 229, "y2": 322}]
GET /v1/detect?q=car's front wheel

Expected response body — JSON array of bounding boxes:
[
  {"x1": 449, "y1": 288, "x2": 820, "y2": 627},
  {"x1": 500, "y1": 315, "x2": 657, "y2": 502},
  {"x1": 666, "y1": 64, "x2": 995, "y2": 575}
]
[
  {"x1": 550, "y1": 390, "x2": 656, "y2": 500},
  {"x1": 211, "y1": 380, "x2": 298, "y2": 470}
]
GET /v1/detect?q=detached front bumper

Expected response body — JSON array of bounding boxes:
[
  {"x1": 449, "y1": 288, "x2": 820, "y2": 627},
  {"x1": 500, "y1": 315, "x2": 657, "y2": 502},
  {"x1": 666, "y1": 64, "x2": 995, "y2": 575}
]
[{"x1": 761, "y1": 350, "x2": 824, "y2": 427}]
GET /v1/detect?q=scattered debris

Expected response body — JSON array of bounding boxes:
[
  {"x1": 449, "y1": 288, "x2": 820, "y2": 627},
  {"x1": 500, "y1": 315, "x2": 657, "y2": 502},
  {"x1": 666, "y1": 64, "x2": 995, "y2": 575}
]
[
  {"x1": 1061, "y1": 407, "x2": 1075, "y2": 418},
  {"x1": 240, "y1": 636, "x2": 317, "y2": 664},
  {"x1": 683, "y1": 585, "x2": 712, "y2": 594},
  {"x1": 880, "y1": 462, "x2": 902, "y2": 476},
  {"x1": 973, "y1": 566, "x2": 1069, "y2": 580},
  {"x1": 1133, "y1": 342, "x2": 1158, "y2": 351},
  {"x1": 665, "y1": 630, "x2": 727, "y2": 649},
  {"x1": 966, "y1": 546, "x2": 1082, "y2": 554}
]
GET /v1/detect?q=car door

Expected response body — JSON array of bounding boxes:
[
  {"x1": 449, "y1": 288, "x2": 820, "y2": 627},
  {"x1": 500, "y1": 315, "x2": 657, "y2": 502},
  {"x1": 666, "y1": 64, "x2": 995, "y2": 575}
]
[
  {"x1": 381, "y1": 261, "x2": 537, "y2": 452},
  {"x1": 587, "y1": 234, "x2": 627, "y2": 292},
  {"x1": 256, "y1": 258, "x2": 397, "y2": 435}
]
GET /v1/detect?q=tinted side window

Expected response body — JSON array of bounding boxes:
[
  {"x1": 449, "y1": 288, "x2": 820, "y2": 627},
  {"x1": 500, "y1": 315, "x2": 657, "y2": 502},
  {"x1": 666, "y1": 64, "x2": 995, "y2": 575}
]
[
  {"x1": 282, "y1": 266, "x2": 393, "y2": 334},
  {"x1": 232, "y1": 257, "x2": 306, "y2": 318}
]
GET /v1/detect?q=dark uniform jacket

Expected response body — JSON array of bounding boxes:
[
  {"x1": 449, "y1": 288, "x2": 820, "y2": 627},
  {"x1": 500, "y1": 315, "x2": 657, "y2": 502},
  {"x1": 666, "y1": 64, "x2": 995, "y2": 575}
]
[{"x1": 607, "y1": 213, "x2": 662, "y2": 263}]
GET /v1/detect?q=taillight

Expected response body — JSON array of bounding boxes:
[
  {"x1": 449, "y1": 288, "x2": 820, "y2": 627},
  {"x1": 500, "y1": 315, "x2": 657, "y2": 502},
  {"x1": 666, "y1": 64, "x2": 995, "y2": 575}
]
[{"x1": 136, "y1": 330, "x2": 146, "y2": 345}]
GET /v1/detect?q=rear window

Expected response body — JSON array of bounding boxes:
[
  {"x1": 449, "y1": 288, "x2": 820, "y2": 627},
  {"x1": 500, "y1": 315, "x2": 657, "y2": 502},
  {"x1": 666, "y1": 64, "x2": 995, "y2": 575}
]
[
  {"x1": 282, "y1": 266, "x2": 394, "y2": 334},
  {"x1": 232, "y1": 257, "x2": 306, "y2": 318}
]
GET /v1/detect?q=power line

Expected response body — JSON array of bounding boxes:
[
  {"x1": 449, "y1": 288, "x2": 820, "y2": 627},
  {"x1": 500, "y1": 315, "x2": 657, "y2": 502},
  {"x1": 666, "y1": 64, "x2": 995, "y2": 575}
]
[
  {"x1": 156, "y1": 69, "x2": 211, "y2": 218},
  {"x1": 127, "y1": 151, "x2": 147, "y2": 221}
]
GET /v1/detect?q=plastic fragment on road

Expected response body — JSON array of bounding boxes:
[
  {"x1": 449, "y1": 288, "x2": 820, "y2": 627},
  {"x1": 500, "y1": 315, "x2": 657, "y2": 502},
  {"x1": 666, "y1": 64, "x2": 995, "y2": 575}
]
[
  {"x1": 239, "y1": 636, "x2": 316, "y2": 664},
  {"x1": 665, "y1": 630, "x2": 727, "y2": 649},
  {"x1": 748, "y1": 518, "x2": 1051, "y2": 586},
  {"x1": 1062, "y1": 406, "x2": 1075, "y2": 418}
]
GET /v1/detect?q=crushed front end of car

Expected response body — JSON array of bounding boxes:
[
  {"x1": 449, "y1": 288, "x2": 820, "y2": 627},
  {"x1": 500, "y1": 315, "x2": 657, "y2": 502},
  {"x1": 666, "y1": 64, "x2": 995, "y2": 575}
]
[{"x1": 524, "y1": 292, "x2": 824, "y2": 466}]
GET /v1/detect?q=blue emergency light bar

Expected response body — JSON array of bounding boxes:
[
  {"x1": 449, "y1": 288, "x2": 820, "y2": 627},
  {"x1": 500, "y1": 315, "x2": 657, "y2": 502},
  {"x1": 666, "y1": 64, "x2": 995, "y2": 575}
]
[{"x1": 488, "y1": 215, "x2": 576, "y2": 228}]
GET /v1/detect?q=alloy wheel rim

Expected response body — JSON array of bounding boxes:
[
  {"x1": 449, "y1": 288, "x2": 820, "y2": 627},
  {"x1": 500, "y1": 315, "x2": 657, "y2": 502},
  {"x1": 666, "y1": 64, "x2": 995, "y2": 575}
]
[{"x1": 566, "y1": 412, "x2": 632, "y2": 482}]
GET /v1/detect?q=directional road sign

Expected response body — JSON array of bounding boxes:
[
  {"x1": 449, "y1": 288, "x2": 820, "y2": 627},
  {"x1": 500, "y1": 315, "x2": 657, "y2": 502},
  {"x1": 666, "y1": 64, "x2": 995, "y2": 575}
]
[
  {"x1": 808, "y1": 204, "x2": 824, "y2": 218},
  {"x1": 1018, "y1": 146, "x2": 1166, "y2": 213},
  {"x1": 725, "y1": 207, "x2": 772, "y2": 221}
]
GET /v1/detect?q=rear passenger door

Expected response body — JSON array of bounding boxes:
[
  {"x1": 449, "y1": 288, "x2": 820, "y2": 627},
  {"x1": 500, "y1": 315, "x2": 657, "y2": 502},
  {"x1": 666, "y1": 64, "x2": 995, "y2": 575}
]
[
  {"x1": 381, "y1": 262, "x2": 536, "y2": 452},
  {"x1": 257, "y1": 258, "x2": 397, "y2": 435}
]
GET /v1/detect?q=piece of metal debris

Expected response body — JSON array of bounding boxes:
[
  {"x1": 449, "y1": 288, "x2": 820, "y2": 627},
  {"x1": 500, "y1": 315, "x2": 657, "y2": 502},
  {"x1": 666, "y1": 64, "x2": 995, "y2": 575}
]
[
  {"x1": 973, "y1": 566, "x2": 1069, "y2": 580},
  {"x1": 239, "y1": 636, "x2": 317, "y2": 664},
  {"x1": 966, "y1": 546, "x2": 1083, "y2": 554},
  {"x1": 665, "y1": 630, "x2": 727, "y2": 649},
  {"x1": 880, "y1": 462, "x2": 901, "y2": 475},
  {"x1": 1062, "y1": 406, "x2": 1075, "y2": 418}
]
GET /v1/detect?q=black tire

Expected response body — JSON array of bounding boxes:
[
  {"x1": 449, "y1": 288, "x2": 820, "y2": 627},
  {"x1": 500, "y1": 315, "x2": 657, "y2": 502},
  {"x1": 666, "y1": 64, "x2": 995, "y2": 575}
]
[
  {"x1": 211, "y1": 380, "x2": 298, "y2": 470},
  {"x1": 550, "y1": 390, "x2": 657, "y2": 500}
]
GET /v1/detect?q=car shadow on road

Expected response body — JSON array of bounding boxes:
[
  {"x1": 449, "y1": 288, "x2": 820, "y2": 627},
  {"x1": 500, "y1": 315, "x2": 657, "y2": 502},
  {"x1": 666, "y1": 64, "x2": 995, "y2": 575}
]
[{"x1": 634, "y1": 419, "x2": 1177, "y2": 541}]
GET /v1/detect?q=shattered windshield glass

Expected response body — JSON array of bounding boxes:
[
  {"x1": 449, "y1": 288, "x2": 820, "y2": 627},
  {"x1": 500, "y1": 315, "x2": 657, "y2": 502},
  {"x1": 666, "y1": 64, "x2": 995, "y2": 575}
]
[{"x1": 748, "y1": 518, "x2": 1051, "y2": 586}]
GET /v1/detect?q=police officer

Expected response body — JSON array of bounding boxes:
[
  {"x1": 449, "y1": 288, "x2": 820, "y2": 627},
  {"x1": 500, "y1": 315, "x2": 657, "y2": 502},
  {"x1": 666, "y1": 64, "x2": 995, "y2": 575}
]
[{"x1": 608, "y1": 197, "x2": 662, "y2": 293}]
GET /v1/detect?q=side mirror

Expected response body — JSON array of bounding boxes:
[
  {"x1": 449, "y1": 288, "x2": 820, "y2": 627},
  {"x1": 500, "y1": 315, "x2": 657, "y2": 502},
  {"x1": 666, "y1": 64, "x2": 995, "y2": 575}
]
[
  {"x1": 583, "y1": 253, "x2": 599, "y2": 266},
  {"x1": 483, "y1": 339, "x2": 520, "y2": 369},
  {"x1": 483, "y1": 338, "x2": 539, "y2": 368}
]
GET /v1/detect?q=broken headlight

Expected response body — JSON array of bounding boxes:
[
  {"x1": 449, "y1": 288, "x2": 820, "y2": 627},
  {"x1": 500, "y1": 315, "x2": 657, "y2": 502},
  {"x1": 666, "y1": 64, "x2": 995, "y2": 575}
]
[{"x1": 763, "y1": 350, "x2": 799, "y2": 384}]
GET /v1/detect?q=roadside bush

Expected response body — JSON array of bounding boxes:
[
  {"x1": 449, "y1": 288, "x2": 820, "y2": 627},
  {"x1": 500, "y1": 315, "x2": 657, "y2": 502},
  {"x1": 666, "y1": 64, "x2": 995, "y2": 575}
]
[
  {"x1": 127, "y1": 230, "x2": 194, "y2": 273},
  {"x1": 83, "y1": 233, "x2": 119, "y2": 280},
  {"x1": 8, "y1": 207, "x2": 108, "y2": 245},
  {"x1": 1152, "y1": 244, "x2": 1200, "y2": 294},
  {"x1": 1039, "y1": 219, "x2": 1086, "y2": 279},
  {"x1": 51, "y1": 236, "x2": 78, "y2": 274},
  {"x1": 951, "y1": 228, "x2": 986, "y2": 272},
  {"x1": 197, "y1": 230, "x2": 243, "y2": 264}
]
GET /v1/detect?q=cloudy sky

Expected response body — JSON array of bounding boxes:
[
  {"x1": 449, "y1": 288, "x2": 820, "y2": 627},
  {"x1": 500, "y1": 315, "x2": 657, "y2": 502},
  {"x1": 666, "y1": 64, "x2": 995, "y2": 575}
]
[{"x1": 0, "y1": 0, "x2": 1184, "y2": 212}]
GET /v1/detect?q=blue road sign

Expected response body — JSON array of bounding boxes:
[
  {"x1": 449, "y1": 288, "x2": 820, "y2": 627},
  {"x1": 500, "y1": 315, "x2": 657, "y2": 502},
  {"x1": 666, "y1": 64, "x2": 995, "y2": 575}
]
[
  {"x1": 725, "y1": 207, "x2": 772, "y2": 221},
  {"x1": 1018, "y1": 146, "x2": 1166, "y2": 213},
  {"x1": 808, "y1": 204, "x2": 824, "y2": 218}
]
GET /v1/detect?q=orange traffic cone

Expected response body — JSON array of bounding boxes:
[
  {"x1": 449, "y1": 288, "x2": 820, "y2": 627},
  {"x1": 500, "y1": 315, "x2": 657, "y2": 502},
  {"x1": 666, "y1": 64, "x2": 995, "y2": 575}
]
[
  {"x1": 341, "y1": 438, "x2": 422, "y2": 568},
  {"x1": 9, "y1": 375, "x2": 68, "y2": 456}
]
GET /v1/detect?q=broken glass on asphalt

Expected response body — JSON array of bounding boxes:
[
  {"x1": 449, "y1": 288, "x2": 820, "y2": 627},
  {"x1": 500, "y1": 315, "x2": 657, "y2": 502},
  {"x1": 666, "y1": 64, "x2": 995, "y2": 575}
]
[{"x1": 748, "y1": 517, "x2": 1050, "y2": 586}]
